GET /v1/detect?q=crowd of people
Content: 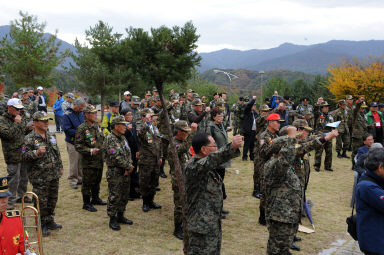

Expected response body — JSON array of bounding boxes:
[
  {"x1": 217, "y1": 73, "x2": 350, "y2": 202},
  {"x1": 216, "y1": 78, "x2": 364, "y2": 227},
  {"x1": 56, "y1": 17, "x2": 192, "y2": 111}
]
[{"x1": 0, "y1": 85, "x2": 383, "y2": 255}]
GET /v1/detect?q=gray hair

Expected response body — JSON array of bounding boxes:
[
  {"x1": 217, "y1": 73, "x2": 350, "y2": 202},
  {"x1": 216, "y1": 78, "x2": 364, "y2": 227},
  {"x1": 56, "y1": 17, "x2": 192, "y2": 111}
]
[
  {"x1": 73, "y1": 98, "x2": 86, "y2": 106},
  {"x1": 365, "y1": 148, "x2": 384, "y2": 172},
  {"x1": 370, "y1": 143, "x2": 383, "y2": 151}
]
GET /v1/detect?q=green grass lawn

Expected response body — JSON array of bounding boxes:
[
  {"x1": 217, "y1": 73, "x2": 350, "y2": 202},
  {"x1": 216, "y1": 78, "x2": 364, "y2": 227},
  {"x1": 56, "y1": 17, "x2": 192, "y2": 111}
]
[{"x1": 0, "y1": 133, "x2": 356, "y2": 255}]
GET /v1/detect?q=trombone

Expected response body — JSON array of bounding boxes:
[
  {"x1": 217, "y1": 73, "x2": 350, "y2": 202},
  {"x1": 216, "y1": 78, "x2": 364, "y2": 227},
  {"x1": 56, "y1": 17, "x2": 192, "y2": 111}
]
[{"x1": 21, "y1": 192, "x2": 44, "y2": 255}]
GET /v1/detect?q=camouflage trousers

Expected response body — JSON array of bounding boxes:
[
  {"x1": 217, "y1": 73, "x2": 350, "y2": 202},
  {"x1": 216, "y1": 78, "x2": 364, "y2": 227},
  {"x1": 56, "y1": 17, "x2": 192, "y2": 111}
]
[
  {"x1": 336, "y1": 132, "x2": 350, "y2": 153},
  {"x1": 314, "y1": 140, "x2": 333, "y2": 169},
  {"x1": 160, "y1": 138, "x2": 169, "y2": 173},
  {"x1": 106, "y1": 167, "x2": 131, "y2": 217},
  {"x1": 171, "y1": 172, "x2": 183, "y2": 226},
  {"x1": 188, "y1": 231, "x2": 222, "y2": 255},
  {"x1": 139, "y1": 158, "x2": 160, "y2": 198},
  {"x1": 81, "y1": 166, "x2": 103, "y2": 198},
  {"x1": 253, "y1": 154, "x2": 261, "y2": 191},
  {"x1": 351, "y1": 137, "x2": 364, "y2": 166},
  {"x1": 31, "y1": 178, "x2": 59, "y2": 225},
  {"x1": 267, "y1": 220, "x2": 298, "y2": 255}
]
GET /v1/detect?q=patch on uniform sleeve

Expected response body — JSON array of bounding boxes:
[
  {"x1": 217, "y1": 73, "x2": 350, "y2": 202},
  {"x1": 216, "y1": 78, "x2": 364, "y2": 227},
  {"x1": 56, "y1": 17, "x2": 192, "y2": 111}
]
[
  {"x1": 319, "y1": 116, "x2": 325, "y2": 119},
  {"x1": 5, "y1": 210, "x2": 20, "y2": 217},
  {"x1": 381, "y1": 195, "x2": 384, "y2": 200},
  {"x1": 21, "y1": 146, "x2": 26, "y2": 152},
  {"x1": 76, "y1": 134, "x2": 82, "y2": 139},
  {"x1": 109, "y1": 148, "x2": 116, "y2": 154},
  {"x1": 13, "y1": 234, "x2": 21, "y2": 245}
]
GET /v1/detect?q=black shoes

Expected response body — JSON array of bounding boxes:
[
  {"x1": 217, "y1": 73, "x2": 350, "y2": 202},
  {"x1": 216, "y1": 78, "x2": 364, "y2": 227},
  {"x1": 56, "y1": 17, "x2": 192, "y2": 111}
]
[
  {"x1": 242, "y1": 157, "x2": 248, "y2": 161},
  {"x1": 290, "y1": 242, "x2": 300, "y2": 251},
  {"x1": 42, "y1": 224, "x2": 51, "y2": 237},
  {"x1": 252, "y1": 190, "x2": 262, "y2": 198},
  {"x1": 342, "y1": 151, "x2": 350, "y2": 158},
  {"x1": 222, "y1": 209, "x2": 230, "y2": 215},
  {"x1": 325, "y1": 168, "x2": 334, "y2": 172},
  {"x1": 83, "y1": 203, "x2": 97, "y2": 212},
  {"x1": 173, "y1": 223, "x2": 184, "y2": 240},
  {"x1": 314, "y1": 166, "x2": 320, "y2": 172},
  {"x1": 259, "y1": 207, "x2": 266, "y2": 226},
  {"x1": 109, "y1": 216, "x2": 121, "y2": 231},
  {"x1": 337, "y1": 152, "x2": 343, "y2": 158},
  {"x1": 160, "y1": 172, "x2": 167, "y2": 178},
  {"x1": 117, "y1": 212, "x2": 133, "y2": 225},
  {"x1": 149, "y1": 201, "x2": 162, "y2": 209},
  {"x1": 91, "y1": 197, "x2": 107, "y2": 206},
  {"x1": 142, "y1": 203, "x2": 150, "y2": 212},
  {"x1": 294, "y1": 236, "x2": 302, "y2": 242},
  {"x1": 46, "y1": 221, "x2": 62, "y2": 230},
  {"x1": 155, "y1": 187, "x2": 161, "y2": 191}
]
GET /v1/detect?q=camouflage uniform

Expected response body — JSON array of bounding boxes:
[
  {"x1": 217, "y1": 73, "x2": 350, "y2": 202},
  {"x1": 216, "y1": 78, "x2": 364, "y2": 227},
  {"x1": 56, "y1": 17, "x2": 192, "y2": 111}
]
[
  {"x1": 332, "y1": 101, "x2": 350, "y2": 155},
  {"x1": 137, "y1": 118, "x2": 162, "y2": 206},
  {"x1": 0, "y1": 110, "x2": 27, "y2": 206},
  {"x1": 264, "y1": 136, "x2": 300, "y2": 255},
  {"x1": 75, "y1": 112, "x2": 105, "y2": 204},
  {"x1": 314, "y1": 103, "x2": 334, "y2": 170},
  {"x1": 258, "y1": 128, "x2": 279, "y2": 224},
  {"x1": 179, "y1": 101, "x2": 189, "y2": 121},
  {"x1": 22, "y1": 125, "x2": 62, "y2": 226},
  {"x1": 188, "y1": 100, "x2": 209, "y2": 133},
  {"x1": 296, "y1": 103, "x2": 314, "y2": 127},
  {"x1": 103, "y1": 119, "x2": 133, "y2": 218},
  {"x1": 184, "y1": 143, "x2": 240, "y2": 255},
  {"x1": 168, "y1": 121, "x2": 193, "y2": 239},
  {"x1": 351, "y1": 102, "x2": 368, "y2": 163},
  {"x1": 231, "y1": 102, "x2": 245, "y2": 135}
]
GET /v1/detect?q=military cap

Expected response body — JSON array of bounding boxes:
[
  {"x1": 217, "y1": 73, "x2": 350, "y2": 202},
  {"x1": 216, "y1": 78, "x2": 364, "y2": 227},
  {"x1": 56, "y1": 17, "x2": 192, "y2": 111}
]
[
  {"x1": 7, "y1": 98, "x2": 24, "y2": 109},
  {"x1": 187, "y1": 89, "x2": 194, "y2": 93},
  {"x1": 171, "y1": 94, "x2": 179, "y2": 100},
  {"x1": 111, "y1": 115, "x2": 128, "y2": 126},
  {"x1": 266, "y1": 113, "x2": 284, "y2": 122},
  {"x1": 83, "y1": 105, "x2": 97, "y2": 113},
  {"x1": 301, "y1": 96, "x2": 309, "y2": 101},
  {"x1": 152, "y1": 87, "x2": 158, "y2": 92},
  {"x1": 109, "y1": 101, "x2": 119, "y2": 107},
  {"x1": 140, "y1": 108, "x2": 154, "y2": 116},
  {"x1": 320, "y1": 101, "x2": 330, "y2": 107},
  {"x1": 378, "y1": 103, "x2": 384, "y2": 108},
  {"x1": 174, "y1": 120, "x2": 191, "y2": 132},
  {"x1": 19, "y1": 88, "x2": 28, "y2": 94},
  {"x1": 239, "y1": 96, "x2": 244, "y2": 101},
  {"x1": 192, "y1": 99, "x2": 203, "y2": 106},
  {"x1": 292, "y1": 119, "x2": 312, "y2": 131},
  {"x1": 192, "y1": 93, "x2": 200, "y2": 99},
  {"x1": 338, "y1": 99, "x2": 346, "y2": 105},
  {"x1": 259, "y1": 104, "x2": 271, "y2": 111},
  {"x1": 361, "y1": 102, "x2": 368, "y2": 108},
  {"x1": 145, "y1": 91, "x2": 152, "y2": 96},
  {"x1": 346, "y1": 95, "x2": 353, "y2": 100},
  {"x1": 244, "y1": 96, "x2": 250, "y2": 102},
  {"x1": 279, "y1": 126, "x2": 289, "y2": 136},
  {"x1": 370, "y1": 102, "x2": 378, "y2": 107},
  {"x1": 33, "y1": 111, "x2": 53, "y2": 121},
  {"x1": 0, "y1": 176, "x2": 12, "y2": 198},
  {"x1": 179, "y1": 92, "x2": 185, "y2": 98},
  {"x1": 131, "y1": 96, "x2": 141, "y2": 105},
  {"x1": 215, "y1": 98, "x2": 225, "y2": 107}
]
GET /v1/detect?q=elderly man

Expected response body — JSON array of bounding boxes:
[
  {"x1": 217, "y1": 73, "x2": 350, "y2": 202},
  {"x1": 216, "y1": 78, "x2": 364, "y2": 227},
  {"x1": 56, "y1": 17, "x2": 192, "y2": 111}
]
[
  {"x1": 62, "y1": 92, "x2": 75, "y2": 113},
  {"x1": 62, "y1": 98, "x2": 86, "y2": 189},
  {"x1": 119, "y1": 91, "x2": 132, "y2": 114},
  {"x1": 188, "y1": 99, "x2": 211, "y2": 133},
  {"x1": 36, "y1": 86, "x2": 47, "y2": 112},
  {"x1": 0, "y1": 98, "x2": 27, "y2": 210}
]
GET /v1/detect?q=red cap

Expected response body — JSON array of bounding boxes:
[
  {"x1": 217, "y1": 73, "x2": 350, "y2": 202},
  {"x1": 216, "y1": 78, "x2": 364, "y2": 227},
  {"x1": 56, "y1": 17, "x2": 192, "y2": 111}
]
[{"x1": 267, "y1": 113, "x2": 283, "y2": 121}]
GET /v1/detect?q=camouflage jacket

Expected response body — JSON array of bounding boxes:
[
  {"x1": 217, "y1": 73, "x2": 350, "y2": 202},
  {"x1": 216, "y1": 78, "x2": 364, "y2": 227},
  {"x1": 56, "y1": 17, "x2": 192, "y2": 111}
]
[
  {"x1": 264, "y1": 136, "x2": 302, "y2": 224},
  {"x1": 188, "y1": 110, "x2": 209, "y2": 133},
  {"x1": 75, "y1": 121, "x2": 105, "y2": 168},
  {"x1": 179, "y1": 102, "x2": 189, "y2": 121},
  {"x1": 151, "y1": 104, "x2": 162, "y2": 115},
  {"x1": 314, "y1": 112, "x2": 334, "y2": 133},
  {"x1": 231, "y1": 102, "x2": 246, "y2": 125},
  {"x1": 296, "y1": 104, "x2": 314, "y2": 119},
  {"x1": 22, "y1": 131, "x2": 63, "y2": 182},
  {"x1": 103, "y1": 131, "x2": 132, "y2": 170},
  {"x1": 172, "y1": 104, "x2": 182, "y2": 120},
  {"x1": 332, "y1": 107, "x2": 349, "y2": 134},
  {"x1": 168, "y1": 134, "x2": 193, "y2": 177},
  {"x1": 21, "y1": 99, "x2": 35, "y2": 121},
  {"x1": 137, "y1": 123, "x2": 162, "y2": 159},
  {"x1": 156, "y1": 107, "x2": 174, "y2": 140},
  {"x1": 0, "y1": 112, "x2": 27, "y2": 164},
  {"x1": 129, "y1": 106, "x2": 142, "y2": 130},
  {"x1": 351, "y1": 102, "x2": 368, "y2": 138},
  {"x1": 256, "y1": 115, "x2": 268, "y2": 137},
  {"x1": 258, "y1": 128, "x2": 279, "y2": 163},
  {"x1": 184, "y1": 143, "x2": 240, "y2": 234}
]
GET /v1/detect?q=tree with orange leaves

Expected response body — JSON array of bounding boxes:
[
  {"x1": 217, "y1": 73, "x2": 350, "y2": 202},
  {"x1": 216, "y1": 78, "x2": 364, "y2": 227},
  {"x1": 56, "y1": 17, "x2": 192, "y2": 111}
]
[
  {"x1": 47, "y1": 86, "x2": 58, "y2": 107},
  {"x1": 327, "y1": 58, "x2": 384, "y2": 102}
]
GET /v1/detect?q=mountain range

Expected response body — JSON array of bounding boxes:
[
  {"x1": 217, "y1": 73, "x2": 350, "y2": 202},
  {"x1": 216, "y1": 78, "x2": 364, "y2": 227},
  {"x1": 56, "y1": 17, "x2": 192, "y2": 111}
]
[{"x1": 2, "y1": 24, "x2": 384, "y2": 74}]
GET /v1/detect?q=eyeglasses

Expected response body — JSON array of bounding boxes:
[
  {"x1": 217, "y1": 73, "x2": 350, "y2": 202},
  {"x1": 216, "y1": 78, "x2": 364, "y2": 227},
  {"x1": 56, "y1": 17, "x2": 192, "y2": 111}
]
[{"x1": 205, "y1": 144, "x2": 217, "y2": 148}]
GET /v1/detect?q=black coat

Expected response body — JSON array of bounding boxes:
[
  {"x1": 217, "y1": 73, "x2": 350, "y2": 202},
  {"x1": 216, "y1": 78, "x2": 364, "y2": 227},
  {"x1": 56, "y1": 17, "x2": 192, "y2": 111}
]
[
  {"x1": 241, "y1": 99, "x2": 259, "y2": 135},
  {"x1": 124, "y1": 123, "x2": 139, "y2": 163}
]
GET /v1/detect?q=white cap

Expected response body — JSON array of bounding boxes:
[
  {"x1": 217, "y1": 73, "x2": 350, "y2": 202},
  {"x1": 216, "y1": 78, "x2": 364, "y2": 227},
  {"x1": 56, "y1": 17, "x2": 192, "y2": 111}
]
[
  {"x1": 7, "y1": 98, "x2": 24, "y2": 109},
  {"x1": 37, "y1": 86, "x2": 43, "y2": 90},
  {"x1": 124, "y1": 91, "x2": 131, "y2": 96}
]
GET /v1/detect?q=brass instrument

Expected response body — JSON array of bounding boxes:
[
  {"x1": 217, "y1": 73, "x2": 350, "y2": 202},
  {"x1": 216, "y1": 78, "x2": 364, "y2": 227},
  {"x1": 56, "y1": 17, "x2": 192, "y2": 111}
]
[{"x1": 21, "y1": 192, "x2": 44, "y2": 255}]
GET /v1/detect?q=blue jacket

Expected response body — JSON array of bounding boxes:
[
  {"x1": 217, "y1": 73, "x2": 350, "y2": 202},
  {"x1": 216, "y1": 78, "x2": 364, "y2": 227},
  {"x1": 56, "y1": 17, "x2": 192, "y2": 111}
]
[
  {"x1": 356, "y1": 145, "x2": 369, "y2": 160},
  {"x1": 356, "y1": 170, "x2": 384, "y2": 254},
  {"x1": 62, "y1": 108, "x2": 85, "y2": 144},
  {"x1": 53, "y1": 97, "x2": 65, "y2": 116}
]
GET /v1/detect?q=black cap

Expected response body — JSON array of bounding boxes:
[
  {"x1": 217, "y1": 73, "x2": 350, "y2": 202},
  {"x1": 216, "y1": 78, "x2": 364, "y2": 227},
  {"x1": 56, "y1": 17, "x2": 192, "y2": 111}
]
[
  {"x1": 370, "y1": 102, "x2": 378, "y2": 107},
  {"x1": 0, "y1": 176, "x2": 12, "y2": 198},
  {"x1": 239, "y1": 96, "x2": 244, "y2": 101},
  {"x1": 109, "y1": 101, "x2": 119, "y2": 107},
  {"x1": 283, "y1": 95, "x2": 290, "y2": 100}
]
